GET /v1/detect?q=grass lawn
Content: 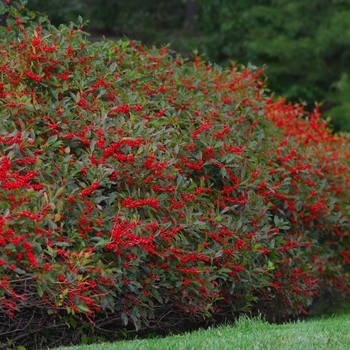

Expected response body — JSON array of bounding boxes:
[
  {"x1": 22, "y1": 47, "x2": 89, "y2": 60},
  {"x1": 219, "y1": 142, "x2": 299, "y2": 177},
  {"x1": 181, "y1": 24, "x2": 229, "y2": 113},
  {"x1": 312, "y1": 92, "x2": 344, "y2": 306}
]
[{"x1": 53, "y1": 307, "x2": 350, "y2": 350}]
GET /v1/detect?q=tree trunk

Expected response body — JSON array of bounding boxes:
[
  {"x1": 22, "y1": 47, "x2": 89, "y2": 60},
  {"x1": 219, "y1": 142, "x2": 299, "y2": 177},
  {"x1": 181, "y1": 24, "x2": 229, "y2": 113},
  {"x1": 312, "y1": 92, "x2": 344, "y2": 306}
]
[{"x1": 183, "y1": 0, "x2": 199, "y2": 31}]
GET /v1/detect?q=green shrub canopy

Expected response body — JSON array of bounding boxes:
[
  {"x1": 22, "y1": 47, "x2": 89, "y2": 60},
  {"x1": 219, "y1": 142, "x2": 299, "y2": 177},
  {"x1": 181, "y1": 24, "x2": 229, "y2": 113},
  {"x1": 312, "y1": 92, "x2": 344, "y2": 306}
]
[{"x1": 0, "y1": 4, "x2": 350, "y2": 348}]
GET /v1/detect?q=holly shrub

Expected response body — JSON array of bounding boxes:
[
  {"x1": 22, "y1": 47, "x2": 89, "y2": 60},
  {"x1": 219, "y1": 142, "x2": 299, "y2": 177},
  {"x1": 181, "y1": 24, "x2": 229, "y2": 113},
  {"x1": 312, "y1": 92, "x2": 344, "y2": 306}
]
[{"x1": 1, "y1": 3, "x2": 350, "y2": 349}]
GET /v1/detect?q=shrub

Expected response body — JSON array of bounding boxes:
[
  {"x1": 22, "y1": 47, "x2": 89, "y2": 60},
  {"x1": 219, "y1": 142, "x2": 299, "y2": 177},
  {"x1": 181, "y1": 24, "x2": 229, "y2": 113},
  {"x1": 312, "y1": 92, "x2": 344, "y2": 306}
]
[{"x1": 0, "y1": 3, "x2": 349, "y2": 348}]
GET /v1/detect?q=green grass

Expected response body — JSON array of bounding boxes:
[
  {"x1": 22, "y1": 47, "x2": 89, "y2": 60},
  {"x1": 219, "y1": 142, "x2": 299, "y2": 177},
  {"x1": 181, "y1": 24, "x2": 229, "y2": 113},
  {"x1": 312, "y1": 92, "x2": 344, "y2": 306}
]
[{"x1": 53, "y1": 312, "x2": 350, "y2": 350}]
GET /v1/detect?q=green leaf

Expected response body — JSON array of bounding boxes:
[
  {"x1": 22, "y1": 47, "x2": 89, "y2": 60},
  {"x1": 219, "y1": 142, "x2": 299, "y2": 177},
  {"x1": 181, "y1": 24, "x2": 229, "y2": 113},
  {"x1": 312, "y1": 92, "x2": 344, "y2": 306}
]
[
  {"x1": 14, "y1": 268, "x2": 26, "y2": 275},
  {"x1": 95, "y1": 239, "x2": 110, "y2": 247},
  {"x1": 121, "y1": 312, "x2": 129, "y2": 326},
  {"x1": 267, "y1": 260, "x2": 275, "y2": 271},
  {"x1": 109, "y1": 62, "x2": 117, "y2": 72},
  {"x1": 76, "y1": 304, "x2": 90, "y2": 313},
  {"x1": 5, "y1": 243, "x2": 16, "y2": 252},
  {"x1": 37, "y1": 281, "x2": 45, "y2": 297}
]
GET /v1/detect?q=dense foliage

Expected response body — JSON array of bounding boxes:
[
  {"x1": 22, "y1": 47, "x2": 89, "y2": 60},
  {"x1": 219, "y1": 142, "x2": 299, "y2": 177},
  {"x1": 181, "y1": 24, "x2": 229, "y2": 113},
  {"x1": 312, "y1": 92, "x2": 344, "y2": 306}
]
[
  {"x1": 0, "y1": 3, "x2": 350, "y2": 349},
  {"x1": 26, "y1": 0, "x2": 350, "y2": 131}
]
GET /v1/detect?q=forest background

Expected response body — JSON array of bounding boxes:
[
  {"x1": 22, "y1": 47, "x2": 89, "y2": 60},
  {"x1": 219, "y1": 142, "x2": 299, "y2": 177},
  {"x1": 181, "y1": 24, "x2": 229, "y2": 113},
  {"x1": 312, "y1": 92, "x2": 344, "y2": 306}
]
[{"x1": 26, "y1": 0, "x2": 350, "y2": 132}]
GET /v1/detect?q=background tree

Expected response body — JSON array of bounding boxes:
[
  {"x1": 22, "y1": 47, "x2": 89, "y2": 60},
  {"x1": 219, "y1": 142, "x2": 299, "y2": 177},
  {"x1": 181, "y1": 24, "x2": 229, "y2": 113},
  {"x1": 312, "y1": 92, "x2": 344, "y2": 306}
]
[
  {"x1": 194, "y1": 0, "x2": 350, "y2": 130},
  {"x1": 0, "y1": 0, "x2": 10, "y2": 26}
]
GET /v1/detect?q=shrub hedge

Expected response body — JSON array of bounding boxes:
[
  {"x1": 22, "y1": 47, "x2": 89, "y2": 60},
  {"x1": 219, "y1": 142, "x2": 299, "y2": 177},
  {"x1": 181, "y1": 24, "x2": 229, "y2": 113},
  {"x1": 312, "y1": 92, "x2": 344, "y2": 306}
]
[{"x1": 0, "y1": 3, "x2": 350, "y2": 349}]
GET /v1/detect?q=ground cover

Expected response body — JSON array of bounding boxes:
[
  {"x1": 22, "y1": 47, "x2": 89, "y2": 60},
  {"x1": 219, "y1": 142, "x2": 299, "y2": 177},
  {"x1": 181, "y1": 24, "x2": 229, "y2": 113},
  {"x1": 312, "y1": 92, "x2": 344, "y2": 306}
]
[{"x1": 52, "y1": 312, "x2": 350, "y2": 350}]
